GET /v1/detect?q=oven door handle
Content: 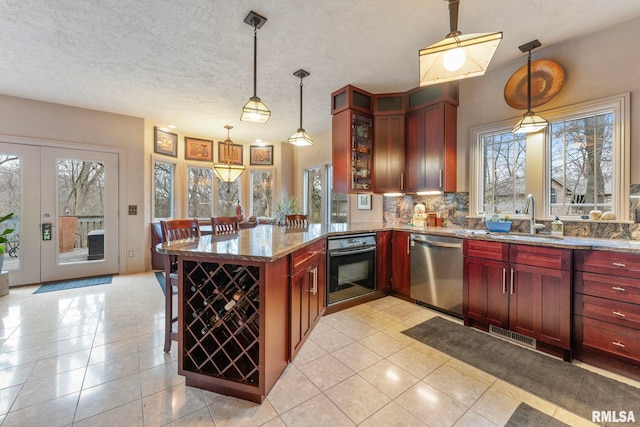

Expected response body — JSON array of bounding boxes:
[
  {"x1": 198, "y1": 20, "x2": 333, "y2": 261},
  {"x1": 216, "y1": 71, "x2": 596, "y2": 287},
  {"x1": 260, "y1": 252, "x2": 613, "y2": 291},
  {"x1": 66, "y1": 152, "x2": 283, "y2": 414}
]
[{"x1": 328, "y1": 247, "x2": 376, "y2": 257}]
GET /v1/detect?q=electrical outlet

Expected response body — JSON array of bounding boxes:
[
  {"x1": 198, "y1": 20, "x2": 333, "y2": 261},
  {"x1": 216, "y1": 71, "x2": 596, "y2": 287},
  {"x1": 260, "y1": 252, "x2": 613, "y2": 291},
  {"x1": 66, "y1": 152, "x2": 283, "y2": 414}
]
[
  {"x1": 128, "y1": 250, "x2": 134, "y2": 257},
  {"x1": 128, "y1": 205, "x2": 137, "y2": 215},
  {"x1": 635, "y1": 209, "x2": 640, "y2": 223}
]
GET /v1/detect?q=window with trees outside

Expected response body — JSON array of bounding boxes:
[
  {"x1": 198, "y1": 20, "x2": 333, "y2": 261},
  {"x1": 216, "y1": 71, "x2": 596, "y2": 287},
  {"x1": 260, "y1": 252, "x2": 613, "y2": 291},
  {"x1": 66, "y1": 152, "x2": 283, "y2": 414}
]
[
  {"x1": 153, "y1": 160, "x2": 175, "y2": 219},
  {"x1": 251, "y1": 170, "x2": 273, "y2": 218},
  {"x1": 187, "y1": 166, "x2": 213, "y2": 218},
  {"x1": 216, "y1": 177, "x2": 240, "y2": 217},
  {"x1": 305, "y1": 166, "x2": 322, "y2": 224},
  {"x1": 471, "y1": 94, "x2": 628, "y2": 220}
]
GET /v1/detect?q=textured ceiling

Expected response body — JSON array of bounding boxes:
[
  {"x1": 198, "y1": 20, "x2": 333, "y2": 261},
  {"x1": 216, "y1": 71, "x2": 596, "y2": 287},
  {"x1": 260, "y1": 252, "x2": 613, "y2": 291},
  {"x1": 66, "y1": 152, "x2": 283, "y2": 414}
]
[{"x1": 1, "y1": 0, "x2": 639, "y2": 144}]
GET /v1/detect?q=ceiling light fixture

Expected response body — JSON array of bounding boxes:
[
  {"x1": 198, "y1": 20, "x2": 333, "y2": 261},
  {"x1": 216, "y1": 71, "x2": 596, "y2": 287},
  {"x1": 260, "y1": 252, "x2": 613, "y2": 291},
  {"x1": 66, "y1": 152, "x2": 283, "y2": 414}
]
[
  {"x1": 240, "y1": 11, "x2": 270, "y2": 124},
  {"x1": 213, "y1": 125, "x2": 245, "y2": 184},
  {"x1": 419, "y1": 0, "x2": 502, "y2": 86},
  {"x1": 288, "y1": 69, "x2": 314, "y2": 146},
  {"x1": 512, "y1": 39, "x2": 549, "y2": 134}
]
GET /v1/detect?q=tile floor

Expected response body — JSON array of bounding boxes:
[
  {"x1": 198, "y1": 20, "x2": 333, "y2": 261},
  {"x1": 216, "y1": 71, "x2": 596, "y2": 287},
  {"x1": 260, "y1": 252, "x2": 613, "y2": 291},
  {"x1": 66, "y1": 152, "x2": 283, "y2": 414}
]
[{"x1": 0, "y1": 271, "x2": 636, "y2": 426}]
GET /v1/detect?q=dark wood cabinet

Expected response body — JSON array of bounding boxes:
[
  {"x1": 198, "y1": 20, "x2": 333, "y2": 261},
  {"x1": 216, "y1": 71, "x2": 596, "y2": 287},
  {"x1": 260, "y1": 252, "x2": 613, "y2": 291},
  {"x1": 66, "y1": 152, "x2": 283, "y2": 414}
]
[
  {"x1": 405, "y1": 101, "x2": 457, "y2": 193},
  {"x1": 290, "y1": 239, "x2": 326, "y2": 360},
  {"x1": 373, "y1": 114, "x2": 405, "y2": 193},
  {"x1": 573, "y1": 250, "x2": 640, "y2": 379},
  {"x1": 332, "y1": 109, "x2": 373, "y2": 194},
  {"x1": 463, "y1": 239, "x2": 572, "y2": 359},
  {"x1": 376, "y1": 231, "x2": 392, "y2": 291},
  {"x1": 391, "y1": 231, "x2": 411, "y2": 297}
]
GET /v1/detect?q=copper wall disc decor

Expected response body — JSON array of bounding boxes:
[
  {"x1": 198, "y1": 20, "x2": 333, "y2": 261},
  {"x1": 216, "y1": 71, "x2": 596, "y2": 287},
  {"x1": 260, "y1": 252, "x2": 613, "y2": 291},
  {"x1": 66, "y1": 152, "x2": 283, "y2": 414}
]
[{"x1": 504, "y1": 59, "x2": 564, "y2": 110}]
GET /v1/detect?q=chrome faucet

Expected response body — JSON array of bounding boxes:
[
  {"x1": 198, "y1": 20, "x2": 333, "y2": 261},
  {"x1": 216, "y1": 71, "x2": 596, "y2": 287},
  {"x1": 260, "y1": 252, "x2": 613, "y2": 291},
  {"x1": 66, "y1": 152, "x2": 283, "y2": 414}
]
[{"x1": 523, "y1": 194, "x2": 545, "y2": 234}]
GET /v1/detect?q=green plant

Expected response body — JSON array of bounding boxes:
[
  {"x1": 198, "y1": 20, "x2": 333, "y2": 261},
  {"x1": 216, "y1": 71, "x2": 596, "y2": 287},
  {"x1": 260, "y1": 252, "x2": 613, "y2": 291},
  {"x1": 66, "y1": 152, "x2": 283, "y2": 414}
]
[
  {"x1": 271, "y1": 197, "x2": 301, "y2": 225},
  {"x1": 0, "y1": 212, "x2": 15, "y2": 255}
]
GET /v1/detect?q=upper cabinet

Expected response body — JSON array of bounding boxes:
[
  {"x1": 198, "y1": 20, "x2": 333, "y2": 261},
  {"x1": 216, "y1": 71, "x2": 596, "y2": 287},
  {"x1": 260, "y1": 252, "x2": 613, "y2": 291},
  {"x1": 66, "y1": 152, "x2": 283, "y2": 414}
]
[
  {"x1": 332, "y1": 85, "x2": 374, "y2": 194},
  {"x1": 331, "y1": 83, "x2": 458, "y2": 195}
]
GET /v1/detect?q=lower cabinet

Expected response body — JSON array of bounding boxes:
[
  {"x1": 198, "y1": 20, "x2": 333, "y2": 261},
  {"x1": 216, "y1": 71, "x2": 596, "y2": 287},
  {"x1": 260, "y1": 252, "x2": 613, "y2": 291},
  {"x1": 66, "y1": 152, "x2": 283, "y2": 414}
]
[
  {"x1": 376, "y1": 231, "x2": 392, "y2": 291},
  {"x1": 463, "y1": 239, "x2": 572, "y2": 360},
  {"x1": 391, "y1": 231, "x2": 411, "y2": 297},
  {"x1": 290, "y1": 239, "x2": 326, "y2": 360},
  {"x1": 573, "y1": 250, "x2": 640, "y2": 379}
]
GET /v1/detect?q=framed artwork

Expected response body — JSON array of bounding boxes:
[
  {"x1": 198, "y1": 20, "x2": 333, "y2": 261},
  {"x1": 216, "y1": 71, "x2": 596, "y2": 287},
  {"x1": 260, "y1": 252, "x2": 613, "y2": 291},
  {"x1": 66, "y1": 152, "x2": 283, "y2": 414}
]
[
  {"x1": 249, "y1": 145, "x2": 274, "y2": 165},
  {"x1": 357, "y1": 194, "x2": 372, "y2": 210},
  {"x1": 185, "y1": 137, "x2": 213, "y2": 162},
  {"x1": 218, "y1": 142, "x2": 243, "y2": 165},
  {"x1": 154, "y1": 127, "x2": 178, "y2": 157}
]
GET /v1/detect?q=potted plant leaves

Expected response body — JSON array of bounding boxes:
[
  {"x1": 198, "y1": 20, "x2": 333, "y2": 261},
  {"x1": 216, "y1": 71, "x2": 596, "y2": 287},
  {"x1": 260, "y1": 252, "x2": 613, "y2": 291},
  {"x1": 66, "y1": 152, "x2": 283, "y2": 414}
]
[{"x1": 0, "y1": 212, "x2": 15, "y2": 271}]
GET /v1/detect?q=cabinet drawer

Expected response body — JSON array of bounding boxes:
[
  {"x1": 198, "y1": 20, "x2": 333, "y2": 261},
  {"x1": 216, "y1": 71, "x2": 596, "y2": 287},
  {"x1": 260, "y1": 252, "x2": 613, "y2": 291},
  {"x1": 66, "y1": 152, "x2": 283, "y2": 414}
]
[
  {"x1": 575, "y1": 294, "x2": 640, "y2": 329},
  {"x1": 575, "y1": 250, "x2": 640, "y2": 278},
  {"x1": 574, "y1": 271, "x2": 640, "y2": 305},
  {"x1": 581, "y1": 316, "x2": 640, "y2": 363},
  {"x1": 463, "y1": 239, "x2": 508, "y2": 261},
  {"x1": 509, "y1": 244, "x2": 571, "y2": 270},
  {"x1": 290, "y1": 239, "x2": 326, "y2": 273}
]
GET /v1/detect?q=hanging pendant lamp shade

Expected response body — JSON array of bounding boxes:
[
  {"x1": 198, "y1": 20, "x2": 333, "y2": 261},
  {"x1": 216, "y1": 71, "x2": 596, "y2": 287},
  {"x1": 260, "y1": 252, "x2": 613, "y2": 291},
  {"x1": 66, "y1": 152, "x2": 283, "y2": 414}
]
[
  {"x1": 241, "y1": 11, "x2": 271, "y2": 124},
  {"x1": 512, "y1": 39, "x2": 549, "y2": 134},
  {"x1": 213, "y1": 125, "x2": 245, "y2": 183},
  {"x1": 419, "y1": 0, "x2": 502, "y2": 86},
  {"x1": 288, "y1": 69, "x2": 313, "y2": 146}
]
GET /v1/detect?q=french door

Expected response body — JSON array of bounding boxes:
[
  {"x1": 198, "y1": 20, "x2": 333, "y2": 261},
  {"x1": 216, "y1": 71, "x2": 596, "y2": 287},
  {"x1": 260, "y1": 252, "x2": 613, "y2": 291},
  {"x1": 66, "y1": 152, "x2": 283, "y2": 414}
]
[{"x1": 0, "y1": 141, "x2": 120, "y2": 285}]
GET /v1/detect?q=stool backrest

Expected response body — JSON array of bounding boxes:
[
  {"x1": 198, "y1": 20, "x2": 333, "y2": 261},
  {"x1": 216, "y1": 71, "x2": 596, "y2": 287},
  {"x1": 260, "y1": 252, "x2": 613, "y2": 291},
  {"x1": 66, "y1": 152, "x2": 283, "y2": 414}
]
[
  {"x1": 212, "y1": 216, "x2": 239, "y2": 235},
  {"x1": 161, "y1": 219, "x2": 200, "y2": 242},
  {"x1": 285, "y1": 214, "x2": 308, "y2": 228}
]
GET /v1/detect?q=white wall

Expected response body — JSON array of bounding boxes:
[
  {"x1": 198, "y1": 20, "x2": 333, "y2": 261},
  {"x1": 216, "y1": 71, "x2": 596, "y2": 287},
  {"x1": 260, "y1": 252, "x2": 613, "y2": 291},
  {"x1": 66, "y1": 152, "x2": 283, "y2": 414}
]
[{"x1": 456, "y1": 16, "x2": 640, "y2": 190}]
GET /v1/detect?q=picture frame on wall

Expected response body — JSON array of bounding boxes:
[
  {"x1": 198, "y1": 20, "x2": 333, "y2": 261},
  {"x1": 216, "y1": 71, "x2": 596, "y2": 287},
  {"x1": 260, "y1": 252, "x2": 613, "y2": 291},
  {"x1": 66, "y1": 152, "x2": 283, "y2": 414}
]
[
  {"x1": 154, "y1": 127, "x2": 178, "y2": 157},
  {"x1": 357, "y1": 194, "x2": 372, "y2": 210},
  {"x1": 185, "y1": 137, "x2": 213, "y2": 162},
  {"x1": 249, "y1": 145, "x2": 274, "y2": 165},
  {"x1": 218, "y1": 141, "x2": 243, "y2": 165}
]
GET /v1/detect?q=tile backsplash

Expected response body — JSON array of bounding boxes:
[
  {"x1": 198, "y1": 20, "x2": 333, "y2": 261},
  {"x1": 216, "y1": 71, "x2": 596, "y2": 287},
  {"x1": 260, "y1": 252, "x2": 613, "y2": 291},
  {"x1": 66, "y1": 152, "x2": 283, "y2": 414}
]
[{"x1": 383, "y1": 184, "x2": 640, "y2": 240}]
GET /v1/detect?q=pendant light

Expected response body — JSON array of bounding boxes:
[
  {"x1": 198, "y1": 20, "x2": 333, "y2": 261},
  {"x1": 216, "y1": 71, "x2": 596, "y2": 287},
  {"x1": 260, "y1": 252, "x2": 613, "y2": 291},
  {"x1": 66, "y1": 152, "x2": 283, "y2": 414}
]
[
  {"x1": 512, "y1": 39, "x2": 549, "y2": 134},
  {"x1": 419, "y1": 0, "x2": 502, "y2": 86},
  {"x1": 213, "y1": 125, "x2": 245, "y2": 183},
  {"x1": 288, "y1": 69, "x2": 314, "y2": 146},
  {"x1": 240, "y1": 11, "x2": 270, "y2": 124}
]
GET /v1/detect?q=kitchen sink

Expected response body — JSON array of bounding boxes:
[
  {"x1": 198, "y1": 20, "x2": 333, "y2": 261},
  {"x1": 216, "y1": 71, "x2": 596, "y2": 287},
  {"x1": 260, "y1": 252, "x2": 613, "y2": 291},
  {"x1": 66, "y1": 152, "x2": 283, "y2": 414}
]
[{"x1": 489, "y1": 233, "x2": 564, "y2": 242}]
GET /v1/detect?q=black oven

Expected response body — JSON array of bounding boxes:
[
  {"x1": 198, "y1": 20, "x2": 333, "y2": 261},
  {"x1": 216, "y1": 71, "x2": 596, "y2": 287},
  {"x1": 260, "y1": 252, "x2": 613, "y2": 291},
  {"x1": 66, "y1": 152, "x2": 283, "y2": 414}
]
[{"x1": 327, "y1": 233, "x2": 376, "y2": 305}]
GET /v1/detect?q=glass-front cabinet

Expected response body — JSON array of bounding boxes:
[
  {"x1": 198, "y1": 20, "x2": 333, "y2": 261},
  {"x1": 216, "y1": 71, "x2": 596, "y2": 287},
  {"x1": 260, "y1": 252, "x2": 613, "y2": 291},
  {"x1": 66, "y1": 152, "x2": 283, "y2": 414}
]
[{"x1": 350, "y1": 114, "x2": 373, "y2": 192}]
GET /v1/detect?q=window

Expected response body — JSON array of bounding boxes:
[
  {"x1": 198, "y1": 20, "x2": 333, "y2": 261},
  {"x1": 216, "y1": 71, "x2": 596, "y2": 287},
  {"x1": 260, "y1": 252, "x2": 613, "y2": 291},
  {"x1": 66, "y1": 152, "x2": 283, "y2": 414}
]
[
  {"x1": 187, "y1": 166, "x2": 213, "y2": 218},
  {"x1": 250, "y1": 170, "x2": 273, "y2": 217},
  {"x1": 304, "y1": 166, "x2": 322, "y2": 224},
  {"x1": 478, "y1": 130, "x2": 526, "y2": 215},
  {"x1": 327, "y1": 165, "x2": 348, "y2": 223},
  {"x1": 153, "y1": 160, "x2": 175, "y2": 219},
  {"x1": 215, "y1": 177, "x2": 240, "y2": 217},
  {"x1": 471, "y1": 94, "x2": 629, "y2": 220}
]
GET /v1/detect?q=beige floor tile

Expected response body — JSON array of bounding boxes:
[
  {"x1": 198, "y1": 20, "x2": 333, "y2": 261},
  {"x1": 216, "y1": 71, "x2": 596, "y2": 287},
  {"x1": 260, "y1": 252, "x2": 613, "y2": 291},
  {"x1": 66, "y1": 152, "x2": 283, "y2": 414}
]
[
  {"x1": 443, "y1": 358, "x2": 497, "y2": 386},
  {"x1": 396, "y1": 381, "x2": 468, "y2": 426},
  {"x1": 0, "y1": 362, "x2": 35, "y2": 389},
  {"x1": 358, "y1": 312, "x2": 398, "y2": 330},
  {"x1": 469, "y1": 387, "x2": 521, "y2": 426},
  {"x1": 491, "y1": 379, "x2": 557, "y2": 415},
  {"x1": 453, "y1": 409, "x2": 499, "y2": 427},
  {"x1": 141, "y1": 384, "x2": 207, "y2": 427},
  {"x1": 88, "y1": 336, "x2": 139, "y2": 365},
  {"x1": 332, "y1": 342, "x2": 383, "y2": 372},
  {"x1": 0, "y1": 391, "x2": 79, "y2": 427},
  {"x1": 325, "y1": 375, "x2": 391, "y2": 424},
  {"x1": 138, "y1": 343, "x2": 178, "y2": 371},
  {"x1": 163, "y1": 407, "x2": 215, "y2": 426},
  {"x1": 92, "y1": 324, "x2": 139, "y2": 347},
  {"x1": 308, "y1": 326, "x2": 355, "y2": 353},
  {"x1": 0, "y1": 384, "x2": 21, "y2": 415},
  {"x1": 401, "y1": 310, "x2": 439, "y2": 328},
  {"x1": 387, "y1": 345, "x2": 445, "y2": 379},
  {"x1": 73, "y1": 399, "x2": 144, "y2": 427},
  {"x1": 335, "y1": 317, "x2": 379, "y2": 341},
  {"x1": 83, "y1": 351, "x2": 140, "y2": 389},
  {"x1": 408, "y1": 340, "x2": 451, "y2": 362},
  {"x1": 75, "y1": 372, "x2": 142, "y2": 422},
  {"x1": 359, "y1": 359, "x2": 420, "y2": 399},
  {"x1": 280, "y1": 393, "x2": 355, "y2": 427},
  {"x1": 140, "y1": 359, "x2": 184, "y2": 397},
  {"x1": 208, "y1": 394, "x2": 279, "y2": 427},
  {"x1": 260, "y1": 416, "x2": 287, "y2": 426},
  {"x1": 553, "y1": 407, "x2": 601, "y2": 427},
  {"x1": 266, "y1": 365, "x2": 321, "y2": 414},
  {"x1": 359, "y1": 401, "x2": 427, "y2": 427},
  {"x1": 378, "y1": 302, "x2": 430, "y2": 322},
  {"x1": 360, "y1": 332, "x2": 408, "y2": 358},
  {"x1": 28, "y1": 349, "x2": 91, "y2": 381},
  {"x1": 424, "y1": 364, "x2": 491, "y2": 407},
  {"x1": 12, "y1": 367, "x2": 85, "y2": 410},
  {"x1": 341, "y1": 303, "x2": 377, "y2": 320},
  {"x1": 291, "y1": 338, "x2": 328, "y2": 367},
  {"x1": 298, "y1": 353, "x2": 355, "y2": 391},
  {"x1": 381, "y1": 322, "x2": 425, "y2": 346}
]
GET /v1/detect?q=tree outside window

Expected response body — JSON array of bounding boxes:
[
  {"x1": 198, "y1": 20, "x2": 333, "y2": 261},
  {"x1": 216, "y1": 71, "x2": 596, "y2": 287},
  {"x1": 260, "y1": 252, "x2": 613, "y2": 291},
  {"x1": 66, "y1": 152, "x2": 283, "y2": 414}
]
[
  {"x1": 154, "y1": 160, "x2": 174, "y2": 219},
  {"x1": 216, "y1": 178, "x2": 240, "y2": 217},
  {"x1": 187, "y1": 167, "x2": 213, "y2": 218},
  {"x1": 251, "y1": 171, "x2": 273, "y2": 218}
]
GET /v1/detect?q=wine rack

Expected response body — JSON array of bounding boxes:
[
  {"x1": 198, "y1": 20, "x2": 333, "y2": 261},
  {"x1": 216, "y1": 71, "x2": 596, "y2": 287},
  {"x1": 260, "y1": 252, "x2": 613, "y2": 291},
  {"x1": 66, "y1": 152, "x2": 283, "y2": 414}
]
[{"x1": 182, "y1": 260, "x2": 261, "y2": 386}]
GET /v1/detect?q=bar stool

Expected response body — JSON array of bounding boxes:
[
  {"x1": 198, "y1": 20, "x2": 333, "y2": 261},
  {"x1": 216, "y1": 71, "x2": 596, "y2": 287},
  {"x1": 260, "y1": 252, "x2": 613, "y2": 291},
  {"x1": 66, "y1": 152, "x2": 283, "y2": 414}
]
[
  {"x1": 211, "y1": 216, "x2": 239, "y2": 235},
  {"x1": 160, "y1": 219, "x2": 200, "y2": 352},
  {"x1": 285, "y1": 214, "x2": 308, "y2": 228}
]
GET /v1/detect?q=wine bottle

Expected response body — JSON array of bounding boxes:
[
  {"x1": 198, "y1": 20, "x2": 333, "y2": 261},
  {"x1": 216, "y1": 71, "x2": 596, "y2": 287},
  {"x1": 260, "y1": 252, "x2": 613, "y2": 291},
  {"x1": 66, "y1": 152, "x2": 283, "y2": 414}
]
[
  {"x1": 192, "y1": 307, "x2": 204, "y2": 318},
  {"x1": 202, "y1": 288, "x2": 222, "y2": 307},
  {"x1": 190, "y1": 277, "x2": 207, "y2": 292},
  {"x1": 204, "y1": 299, "x2": 237, "y2": 332}
]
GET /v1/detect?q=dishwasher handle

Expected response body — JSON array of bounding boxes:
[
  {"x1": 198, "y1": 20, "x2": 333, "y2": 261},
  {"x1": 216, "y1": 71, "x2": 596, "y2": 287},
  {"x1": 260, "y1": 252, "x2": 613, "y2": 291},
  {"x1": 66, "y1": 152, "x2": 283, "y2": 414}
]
[{"x1": 411, "y1": 235, "x2": 462, "y2": 249}]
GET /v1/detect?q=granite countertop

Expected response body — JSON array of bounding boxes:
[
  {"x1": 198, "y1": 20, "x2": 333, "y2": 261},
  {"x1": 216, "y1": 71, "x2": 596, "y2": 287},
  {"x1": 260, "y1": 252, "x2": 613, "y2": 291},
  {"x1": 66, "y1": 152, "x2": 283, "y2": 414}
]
[{"x1": 157, "y1": 222, "x2": 640, "y2": 262}]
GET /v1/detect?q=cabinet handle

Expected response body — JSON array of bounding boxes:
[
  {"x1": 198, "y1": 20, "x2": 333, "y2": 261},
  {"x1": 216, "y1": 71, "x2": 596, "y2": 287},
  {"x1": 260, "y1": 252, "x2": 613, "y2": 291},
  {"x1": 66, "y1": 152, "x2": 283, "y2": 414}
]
[
  {"x1": 502, "y1": 268, "x2": 507, "y2": 294},
  {"x1": 612, "y1": 262, "x2": 626, "y2": 268},
  {"x1": 407, "y1": 235, "x2": 410, "y2": 255},
  {"x1": 439, "y1": 169, "x2": 443, "y2": 189},
  {"x1": 612, "y1": 286, "x2": 626, "y2": 292},
  {"x1": 400, "y1": 173, "x2": 405, "y2": 190},
  {"x1": 612, "y1": 341, "x2": 626, "y2": 349},
  {"x1": 612, "y1": 311, "x2": 626, "y2": 318},
  {"x1": 309, "y1": 267, "x2": 318, "y2": 295},
  {"x1": 510, "y1": 268, "x2": 514, "y2": 294}
]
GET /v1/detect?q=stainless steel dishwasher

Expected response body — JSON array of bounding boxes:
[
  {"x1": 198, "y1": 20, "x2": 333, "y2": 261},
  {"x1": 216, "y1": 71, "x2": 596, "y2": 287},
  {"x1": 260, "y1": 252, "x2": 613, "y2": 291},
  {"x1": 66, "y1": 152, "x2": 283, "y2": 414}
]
[{"x1": 410, "y1": 234, "x2": 463, "y2": 318}]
